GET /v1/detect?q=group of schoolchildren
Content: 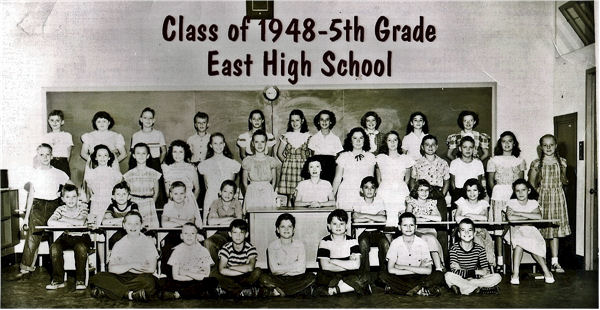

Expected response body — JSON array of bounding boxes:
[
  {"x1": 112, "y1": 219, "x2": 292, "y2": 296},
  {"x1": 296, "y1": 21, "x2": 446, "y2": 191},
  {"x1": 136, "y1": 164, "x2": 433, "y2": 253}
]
[{"x1": 8, "y1": 106, "x2": 571, "y2": 301}]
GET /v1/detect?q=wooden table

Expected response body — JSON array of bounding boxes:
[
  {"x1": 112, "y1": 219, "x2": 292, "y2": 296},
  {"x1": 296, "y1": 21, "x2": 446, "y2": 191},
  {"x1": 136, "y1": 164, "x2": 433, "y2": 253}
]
[{"x1": 247, "y1": 207, "x2": 350, "y2": 269}]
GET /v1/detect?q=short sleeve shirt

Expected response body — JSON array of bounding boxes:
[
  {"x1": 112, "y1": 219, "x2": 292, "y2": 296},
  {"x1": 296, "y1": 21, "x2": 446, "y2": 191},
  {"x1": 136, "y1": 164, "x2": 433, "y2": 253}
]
[
  {"x1": 131, "y1": 129, "x2": 166, "y2": 158},
  {"x1": 187, "y1": 132, "x2": 211, "y2": 163},
  {"x1": 168, "y1": 242, "x2": 214, "y2": 277},
  {"x1": 316, "y1": 235, "x2": 359, "y2": 260},
  {"x1": 449, "y1": 158, "x2": 484, "y2": 188},
  {"x1": 109, "y1": 234, "x2": 159, "y2": 274},
  {"x1": 295, "y1": 179, "x2": 332, "y2": 203},
  {"x1": 43, "y1": 132, "x2": 73, "y2": 158},
  {"x1": 386, "y1": 236, "x2": 432, "y2": 267},
  {"x1": 411, "y1": 155, "x2": 450, "y2": 188},
  {"x1": 307, "y1": 131, "x2": 343, "y2": 156},
  {"x1": 30, "y1": 167, "x2": 69, "y2": 200},
  {"x1": 218, "y1": 241, "x2": 258, "y2": 268},
  {"x1": 401, "y1": 132, "x2": 426, "y2": 161},
  {"x1": 207, "y1": 199, "x2": 243, "y2": 219}
]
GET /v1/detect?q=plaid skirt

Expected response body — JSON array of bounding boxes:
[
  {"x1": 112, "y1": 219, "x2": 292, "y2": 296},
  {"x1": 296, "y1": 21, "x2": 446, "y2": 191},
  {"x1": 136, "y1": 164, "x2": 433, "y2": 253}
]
[{"x1": 277, "y1": 144, "x2": 309, "y2": 195}]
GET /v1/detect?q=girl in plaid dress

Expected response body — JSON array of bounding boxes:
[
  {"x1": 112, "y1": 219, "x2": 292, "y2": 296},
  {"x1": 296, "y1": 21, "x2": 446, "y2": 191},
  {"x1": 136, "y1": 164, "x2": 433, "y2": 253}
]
[
  {"x1": 124, "y1": 143, "x2": 161, "y2": 228},
  {"x1": 528, "y1": 134, "x2": 570, "y2": 273},
  {"x1": 277, "y1": 110, "x2": 311, "y2": 196}
]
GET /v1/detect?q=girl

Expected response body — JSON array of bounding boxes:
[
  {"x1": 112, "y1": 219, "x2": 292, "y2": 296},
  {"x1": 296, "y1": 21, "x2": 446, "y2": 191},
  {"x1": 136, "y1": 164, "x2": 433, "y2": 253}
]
[
  {"x1": 487, "y1": 131, "x2": 526, "y2": 270},
  {"x1": 446, "y1": 110, "x2": 491, "y2": 161},
  {"x1": 332, "y1": 127, "x2": 376, "y2": 211},
  {"x1": 454, "y1": 178, "x2": 495, "y2": 267},
  {"x1": 449, "y1": 136, "x2": 485, "y2": 205},
  {"x1": 84, "y1": 144, "x2": 123, "y2": 224},
  {"x1": 198, "y1": 133, "x2": 241, "y2": 222},
  {"x1": 376, "y1": 131, "x2": 414, "y2": 226},
  {"x1": 360, "y1": 111, "x2": 383, "y2": 153},
  {"x1": 160, "y1": 181, "x2": 203, "y2": 277},
  {"x1": 277, "y1": 109, "x2": 311, "y2": 199},
  {"x1": 237, "y1": 109, "x2": 276, "y2": 159},
  {"x1": 402, "y1": 112, "x2": 429, "y2": 161},
  {"x1": 80, "y1": 111, "x2": 127, "y2": 172},
  {"x1": 294, "y1": 157, "x2": 335, "y2": 208},
  {"x1": 504, "y1": 179, "x2": 555, "y2": 284},
  {"x1": 129, "y1": 107, "x2": 166, "y2": 171},
  {"x1": 242, "y1": 130, "x2": 281, "y2": 211},
  {"x1": 162, "y1": 140, "x2": 199, "y2": 213},
  {"x1": 123, "y1": 143, "x2": 161, "y2": 228},
  {"x1": 307, "y1": 110, "x2": 343, "y2": 183},
  {"x1": 405, "y1": 179, "x2": 446, "y2": 271},
  {"x1": 528, "y1": 134, "x2": 571, "y2": 273}
]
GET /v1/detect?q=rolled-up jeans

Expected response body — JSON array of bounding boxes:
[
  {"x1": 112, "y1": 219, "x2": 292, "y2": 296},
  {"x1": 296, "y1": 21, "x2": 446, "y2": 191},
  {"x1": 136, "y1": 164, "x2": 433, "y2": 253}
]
[{"x1": 21, "y1": 198, "x2": 61, "y2": 272}]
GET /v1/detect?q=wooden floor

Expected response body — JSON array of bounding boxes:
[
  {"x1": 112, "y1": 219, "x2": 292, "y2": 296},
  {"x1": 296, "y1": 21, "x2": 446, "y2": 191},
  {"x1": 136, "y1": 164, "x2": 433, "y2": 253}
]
[{"x1": 1, "y1": 264, "x2": 597, "y2": 308}]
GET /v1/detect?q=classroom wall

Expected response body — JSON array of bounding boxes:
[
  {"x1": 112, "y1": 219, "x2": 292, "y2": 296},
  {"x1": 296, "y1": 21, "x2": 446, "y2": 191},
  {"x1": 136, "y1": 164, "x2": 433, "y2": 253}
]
[{"x1": 3, "y1": 2, "x2": 558, "y2": 209}]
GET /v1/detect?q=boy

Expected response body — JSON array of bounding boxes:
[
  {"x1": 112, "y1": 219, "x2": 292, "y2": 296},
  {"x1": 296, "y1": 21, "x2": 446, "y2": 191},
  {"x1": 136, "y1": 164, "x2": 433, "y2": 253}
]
[
  {"x1": 215, "y1": 219, "x2": 262, "y2": 297},
  {"x1": 204, "y1": 180, "x2": 243, "y2": 264},
  {"x1": 160, "y1": 223, "x2": 218, "y2": 300},
  {"x1": 259, "y1": 213, "x2": 316, "y2": 297},
  {"x1": 46, "y1": 184, "x2": 91, "y2": 290},
  {"x1": 352, "y1": 176, "x2": 389, "y2": 278},
  {"x1": 379, "y1": 212, "x2": 444, "y2": 296},
  {"x1": 101, "y1": 181, "x2": 139, "y2": 249},
  {"x1": 7, "y1": 144, "x2": 70, "y2": 281},
  {"x1": 410, "y1": 134, "x2": 450, "y2": 263},
  {"x1": 187, "y1": 112, "x2": 210, "y2": 165},
  {"x1": 41, "y1": 110, "x2": 73, "y2": 177},
  {"x1": 90, "y1": 211, "x2": 158, "y2": 302},
  {"x1": 444, "y1": 218, "x2": 501, "y2": 295},
  {"x1": 315, "y1": 209, "x2": 370, "y2": 296}
]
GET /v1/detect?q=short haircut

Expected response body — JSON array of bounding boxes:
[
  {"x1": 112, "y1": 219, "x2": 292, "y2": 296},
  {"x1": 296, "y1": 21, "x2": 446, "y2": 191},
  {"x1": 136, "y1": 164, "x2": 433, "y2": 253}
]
[
  {"x1": 48, "y1": 110, "x2": 64, "y2": 120},
  {"x1": 220, "y1": 179, "x2": 238, "y2": 193},
  {"x1": 405, "y1": 111, "x2": 429, "y2": 135},
  {"x1": 169, "y1": 180, "x2": 186, "y2": 193},
  {"x1": 409, "y1": 179, "x2": 432, "y2": 199},
  {"x1": 457, "y1": 110, "x2": 479, "y2": 130},
  {"x1": 61, "y1": 183, "x2": 78, "y2": 197},
  {"x1": 313, "y1": 110, "x2": 337, "y2": 130},
  {"x1": 458, "y1": 218, "x2": 475, "y2": 230},
  {"x1": 229, "y1": 218, "x2": 249, "y2": 233},
  {"x1": 92, "y1": 111, "x2": 115, "y2": 130},
  {"x1": 399, "y1": 212, "x2": 417, "y2": 225},
  {"x1": 360, "y1": 111, "x2": 382, "y2": 130},
  {"x1": 112, "y1": 181, "x2": 131, "y2": 194},
  {"x1": 419, "y1": 134, "x2": 438, "y2": 156},
  {"x1": 461, "y1": 178, "x2": 486, "y2": 200},
  {"x1": 164, "y1": 140, "x2": 192, "y2": 165},
  {"x1": 327, "y1": 209, "x2": 348, "y2": 224},
  {"x1": 37, "y1": 143, "x2": 53, "y2": 153},
  {"x1": 342, "y1": 127, "x2": 370, "y2": 152},
  {"x1": 456, "y1": 136, "x2": 476, "y2": 158},
  {"x1": 360, "y1": 176, "x2": 378, "y2": 189},
  {"x1": 89, "y1": 144, "x2": 115, "y2": 168},
  {"x1": 123, "y1": 210, "x2": 143, "y2": 224},
  {"x1": 138, "y1": 107, "x2": 155, "y2": 127},
  {"x1": 275, "y1": 213, "x2": 296, "y2": 237},
  {"x1": 194, "y1": 112, "x2": 209, "y2": 123},
  {"x1": 182, "y1": 222, "x2": 199, "y2": 233}
]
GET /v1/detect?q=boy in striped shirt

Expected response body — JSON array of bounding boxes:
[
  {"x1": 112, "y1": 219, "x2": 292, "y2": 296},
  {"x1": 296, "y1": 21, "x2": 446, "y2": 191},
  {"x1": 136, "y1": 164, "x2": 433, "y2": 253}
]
[
  {"x1": 216, "y1": 219, "x2": 262, "y2": 297},
  {"x1": 444, "y1": 218, "x2": 501, "y2": 295}
]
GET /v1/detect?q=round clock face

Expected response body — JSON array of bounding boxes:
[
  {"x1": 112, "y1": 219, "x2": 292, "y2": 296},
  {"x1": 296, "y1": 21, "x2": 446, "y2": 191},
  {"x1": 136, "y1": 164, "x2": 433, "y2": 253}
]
[{"x1": 264, "y1": 86, "x2": 279, "y2": 101}]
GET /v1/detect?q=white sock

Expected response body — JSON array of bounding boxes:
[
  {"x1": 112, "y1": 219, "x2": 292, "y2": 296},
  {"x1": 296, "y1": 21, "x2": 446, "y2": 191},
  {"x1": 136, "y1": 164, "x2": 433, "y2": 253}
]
[
  {"x1": 128, "y1": 291, "x2": 133, "y2": 300},
  {"x1": 272, "y1": 289, "x2": 280, "y2": 296},
  {"x1": 337, "y1": 280, "x2": 354, "y2": 293},
  {"x1": 328, "y1": 287, "x2": 337, "y2": 295},
  {"x1": 497, "y1": 256, "x2": 504, "y2": 265},
  {"x1": 551, "y1": 257, "x2": 559, "y2": 265}
]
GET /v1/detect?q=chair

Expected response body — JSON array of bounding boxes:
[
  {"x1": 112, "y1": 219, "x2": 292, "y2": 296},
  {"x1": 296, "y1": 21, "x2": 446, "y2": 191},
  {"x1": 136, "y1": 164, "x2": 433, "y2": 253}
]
[{"x1": 53, "y1": 231, "x2": 96, "y2": 286}]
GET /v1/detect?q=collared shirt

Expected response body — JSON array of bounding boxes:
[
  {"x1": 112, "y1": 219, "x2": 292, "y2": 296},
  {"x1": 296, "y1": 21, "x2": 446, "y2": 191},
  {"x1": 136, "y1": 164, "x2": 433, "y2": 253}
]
[
  {"x1": 317, "y1": 234, "x2": 359, "y2": 260},
  {"x1": 411, "y1": 155, "x2": 450, "y2": 188},
  {"x1": 42, "y1": 131, "x2": 73, "y2": 158},
  {"x1": 446, "y1": 130, "x2": 490, "y2": 157},
  {"x1": 187, "y1": 132, "x2": 211, "y2": 163},
  {"x1": 267, "y1": 238, "x2": 306, "y2": 276},
  {"x1": 386, "y1": 236, "x2": 431, "y2": 267},
  {"x1": 307, "y1": 130, "x2": 343, "y2": 156}
]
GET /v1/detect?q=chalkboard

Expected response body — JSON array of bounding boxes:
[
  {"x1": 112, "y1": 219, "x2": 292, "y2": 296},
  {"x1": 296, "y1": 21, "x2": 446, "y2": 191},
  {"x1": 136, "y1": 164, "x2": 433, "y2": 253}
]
[{"x1": 47, "y1": 87, "x2": 493, "y2": 185}]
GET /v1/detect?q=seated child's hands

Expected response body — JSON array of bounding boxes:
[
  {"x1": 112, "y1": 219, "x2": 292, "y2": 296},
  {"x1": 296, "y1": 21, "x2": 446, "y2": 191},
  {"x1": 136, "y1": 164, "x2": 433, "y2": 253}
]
[
  {"x1": 309, "y1": 201, "x2": 321, "y2": 208},
  {"x1": 450, "y1": 262, "x2": 460, "y2": 270}
]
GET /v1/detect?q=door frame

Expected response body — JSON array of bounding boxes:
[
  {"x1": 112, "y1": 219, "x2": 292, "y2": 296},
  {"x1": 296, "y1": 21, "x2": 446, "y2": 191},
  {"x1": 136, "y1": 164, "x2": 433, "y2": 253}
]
[{"x1": 584, "y1": 67, "x2": 597, "y2": 270}]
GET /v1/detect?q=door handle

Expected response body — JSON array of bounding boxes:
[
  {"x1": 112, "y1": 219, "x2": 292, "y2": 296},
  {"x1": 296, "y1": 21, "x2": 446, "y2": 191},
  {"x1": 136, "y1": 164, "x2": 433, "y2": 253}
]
[{"x1": 590, "y1": 188, "x2": 596, "y2": 194}]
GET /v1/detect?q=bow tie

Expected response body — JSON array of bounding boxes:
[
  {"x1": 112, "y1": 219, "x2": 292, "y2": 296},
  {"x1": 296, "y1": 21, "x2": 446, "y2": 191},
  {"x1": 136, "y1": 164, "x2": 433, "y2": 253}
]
[{"x1": 355, "y1": 154, "x2": 364, "y2": 161}]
